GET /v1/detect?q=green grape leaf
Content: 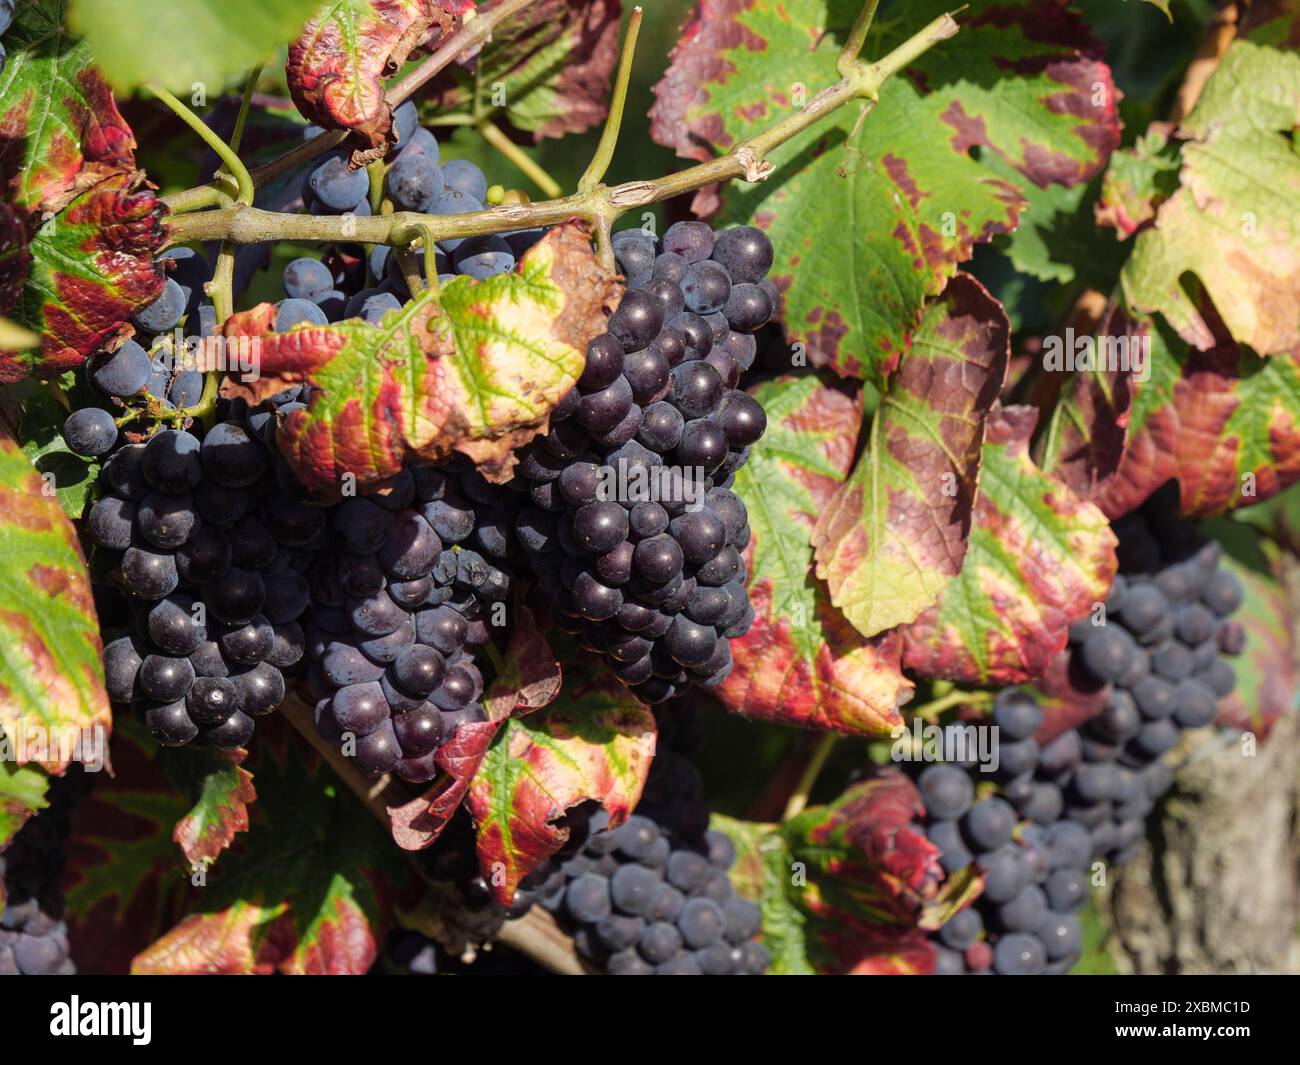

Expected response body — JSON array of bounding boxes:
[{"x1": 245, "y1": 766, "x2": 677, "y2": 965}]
[
  {"x1": 16, "y1": 385, "x2": 98, "y2": 519},
  {"x1": 1095, "y1": 124, "x2": 1180, "y2": 238},
  {"x1": 0, "y1": 1, "x2": 166, "y2": 384},
  {"x1": 388, "y1": 609, "x2": 560, "y2": 852},
  {"x1": 164, "y1": 747, "x2": 257, "y2": 869},
  {"x1": 131, "y1": 718, "x2": 410, "y2": 975},
  {"x1": 718, "y1": 373, "x2": 914, "y2": 736},
  {"x1": 0, "y1": 431, "x2": 111, "y2": 773},
  {"x1": 900, "y1": 405, "x2": 1119, "y2": 684},
  {"x1": 286, "y1": 0, "x2": 460, "y2": 157},
  {"x1": 1121, "y1": 42, "x2": 1300, "y2": 357},
  {"x1": 1215, "y1": 555, "x2": 1297, "y2": 744},
  {"x1": 712, "y1": 814, "x2": 815, "y2": 975},
  {"x1": 467, "y1": 666, "x2": 655, "y2": 904},
  {"x1": 991, "y1": 164, "x2": 1089, "y2": 286},
  {"x1": 813, "y1": 275, "x2": 1011, "y2": 639},
  {"x1": 70, "y1": 0, "x2": 322, "y2": 94},
  {"x1": 0, "y1": 763, "x2": 51, "y2": 858},
  {"x1": 721, "y1": 770, "x2": 970, "y2": 975},
  {"x1": 650, "y1": 0, "x2": 1118, "y2": 381},
  {"x1": 422, "y1": 0, "x2": 622, "y2": 140},
  {"x1": 215, "y1": 223, "x2": 616, "y2": 495},
  {"x1": 1095, "y1": 312, "x2": 1300, "y2": 519}
]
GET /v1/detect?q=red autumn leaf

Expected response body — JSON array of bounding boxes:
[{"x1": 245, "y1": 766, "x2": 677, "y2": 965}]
[
  {"x1": 213, "y1": 223, "x2": 615, "y2": 494},
  {"x1": 0, "y1": 5, "x2": 165, "y2": 382},
  {"x1": 1095, "y1": 309, "x2": 1300, "y2": 520},
  {"x1": 286, "y1": 0, "x2": 461, "y2": 159},
  {"x1": 1036, "y1": 304, "x2": 1137, "y2": 503},
  {"x1": 719, "y1": 373, "x2": 913, "y2": 735},
  {"x1": 812, "y1": 274, "x2": 1011, "y2": 638},
  {"x1": 0, "y1": 6, "x2": 141, "y2": 217},
  {"x1": 388, "y1": 610, "x2": 561, "y2": 851},
  {"x1": 422, "y1": 0, "x2": 623, "y2": 140},
  {"x1": 0, "y1": 431, "x2": 112, "y2": 772},
  {"x1": 168, "y1": 748, "x2": 257, "y2": 868},
  {"x1": 467, "y1": 666, "x2": 655, "y2": 904},
  {"x1": 126, "y1": 718, "x2": 409, "y2": 975},
  {"x1": 900, "y1": 405, "x2": 1119, "y2": 685}
]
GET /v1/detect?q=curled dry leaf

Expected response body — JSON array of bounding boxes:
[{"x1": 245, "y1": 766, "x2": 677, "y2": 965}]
[
  {"x1": 421, "y1": 0, "x2": 624, "y2": 140},
  {"x1": 1096, "y1": 311, "x2": 1300, "y2": 520},
  {"x1": 286, "y1": 0, "x2": 461, "y2": 160},
  {"x1": 1036, "y1": 302, "x2": 1137, "y2": 503}
]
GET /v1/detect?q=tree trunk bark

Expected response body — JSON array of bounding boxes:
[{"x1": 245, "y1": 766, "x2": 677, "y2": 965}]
[{"x1": 1096, "y1": 571, "x2": 1300, "y2": 975}]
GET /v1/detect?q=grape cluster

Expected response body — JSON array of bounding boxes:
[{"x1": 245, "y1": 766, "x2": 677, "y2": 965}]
[
  {"x1": 517, "y1": 703, "x2": 770, "y2": 975},
  {"x1": 59, "y1": 242, "x2": 218, "y2": 462},
  {"x1": 914, "y1": 499, "x2": 1244, "y2": 975},
  {"x1": 0, "y1": 769, "x2": 90, "y2": 976},
  {"x1": 277, "y1": 103, "x2": 545, "y2": 332},
  {"x1": 302, "y1": 460, "x2": 518, "y2": 783},
  {"x1": 514, "y1": 222, "x2": 775, "y2": 703},
  {"x1": 90, "y1": 390, "x2": 326, "y2": 749}
]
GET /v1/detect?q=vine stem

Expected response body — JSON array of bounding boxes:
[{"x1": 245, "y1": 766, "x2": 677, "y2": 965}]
[
  {"x1": 781, "y1": 733, "x2": 840, "y2": 822},
  {"x1": 474, "y1": 116, "x2": 562, "y2": 198},
  {"x1": 148, "y1": 85, "x2": 254, "y2": 207},
  {"x1": 578, "y1": 6, "x2": 643, "y2": 194},
  {"x1": 166, "y1": 9, "x2": 962, "y2": 251},
  {"x1": 837, "y1": 0, "x2": 881, "y2": 78}
]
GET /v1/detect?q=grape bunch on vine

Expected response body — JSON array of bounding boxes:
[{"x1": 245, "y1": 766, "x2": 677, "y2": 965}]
[{"x1": 0, "y1": 0, "x2": 1298, "y2": 993}]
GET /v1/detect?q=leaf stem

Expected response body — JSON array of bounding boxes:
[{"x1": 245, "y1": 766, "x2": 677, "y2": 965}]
[
  {"x1": 782, "y1": 733, "x2": 840, "y2": 822},
  {"x1": 474, "y1": 116, "x2": 562, "y2": 198},
  {"x1": 578, "y1": 6, "x2": 643, "y2": 194},
  {"x1": 908, "y1": 688, "x2": 991, "y2": 721},
  {"x1": 367, "y1": 159, "x2": 387, "y2": 215},
  {"x1": 148, "y1": 85, "x2": 254, "y2": 207},
  {"x1": 209, "y1": 242, "x2": 237, "y2": 324},
  {"x1": 837, "y1": 0, "x2": 881, "y2": 78},
  {"x1": 227, "y1": 63, "x2": 265, "y2": 157},
  {"x1": 180, "y1": 367, "x2": 221, "y2": 428}
]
